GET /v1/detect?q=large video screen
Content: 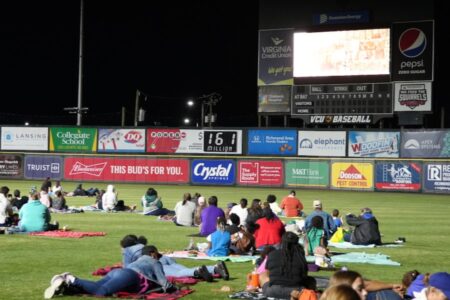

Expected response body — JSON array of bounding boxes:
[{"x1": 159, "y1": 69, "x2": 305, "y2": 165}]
[{"x1": 293, "y1": 28, "x2": 390, "y2": 78}]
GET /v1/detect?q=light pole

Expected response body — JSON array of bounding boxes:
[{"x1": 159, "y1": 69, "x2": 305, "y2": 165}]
[{"x1": 199, "y1": 92, "x2": 221, "y2": 128}]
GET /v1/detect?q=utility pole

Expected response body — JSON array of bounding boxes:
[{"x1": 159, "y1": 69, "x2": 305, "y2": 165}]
[
  {"x1": 77, "y1": 0, "x2": 85, "y2": 126},
  {"x1": 134, "y1": 90, "x2": 140, "y2": 127}
]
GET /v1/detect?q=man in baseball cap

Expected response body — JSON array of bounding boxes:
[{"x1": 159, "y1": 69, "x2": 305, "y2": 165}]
[{"x1": 305, "y1": 199, "x2": 336, "y2": 239}]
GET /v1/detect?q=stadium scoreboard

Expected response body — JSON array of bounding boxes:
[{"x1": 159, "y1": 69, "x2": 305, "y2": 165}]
[{"x1": 291, "y1": 83, "x2": 392, "y2": 123}]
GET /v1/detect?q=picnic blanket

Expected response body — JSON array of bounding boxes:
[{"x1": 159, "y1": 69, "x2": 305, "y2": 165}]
[
  {"x1": 115, "y1": 289, "x2": 193, "y2": 300},
  {"x1": 29, "y1": 230, "x2": 106, "y2": 238},
  {"x1": 165, "y1": 251, "x2": 258, "y2": 262},
  {"x1": 328, "y1": 241, "x2": 403, "y2": 248},
  {"x1": 306, "y1": 252, "x2": 401, "y2": 266}
]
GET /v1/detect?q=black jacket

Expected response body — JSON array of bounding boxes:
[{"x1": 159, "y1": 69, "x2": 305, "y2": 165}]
[{"x1": 346, "y1": 214, "x2": 382, "y2": 245}]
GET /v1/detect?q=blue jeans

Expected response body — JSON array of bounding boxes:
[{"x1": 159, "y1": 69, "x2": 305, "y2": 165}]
[
  {"x1": 367, "y1": 290, "x2": 402, "y2": 300},
  {"x1": 159, "y1": 256, "x2": 214, "y2": 277},
  {"x1": 144, "y1": 208, "x2": 174, "y2": 216},
  {"x1": 73, "y1": 268, "x2": 141, "y2": 296}
]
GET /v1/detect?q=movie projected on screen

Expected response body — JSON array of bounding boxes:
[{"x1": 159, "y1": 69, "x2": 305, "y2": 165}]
[{"x1": 293, "y1": 28, "x2": 390, "y2": 80}]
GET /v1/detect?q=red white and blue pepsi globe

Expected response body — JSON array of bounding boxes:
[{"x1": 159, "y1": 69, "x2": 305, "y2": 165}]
[{"x1": 399, "y1": 28, "x2": 427, "y2": 58}]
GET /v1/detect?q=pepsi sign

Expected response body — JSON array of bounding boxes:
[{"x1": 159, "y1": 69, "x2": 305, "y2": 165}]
[
  {"x1": 392, "y1": 21, "x2": 434, "y2": 81},
  {"x1": 191, "y1": 159, "x2": 235, "y2": 185}
]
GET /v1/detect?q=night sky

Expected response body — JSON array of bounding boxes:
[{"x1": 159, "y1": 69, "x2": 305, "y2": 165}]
[
  {"x1": 1, "y1": 1, "x2": 448, "y2": 128},
  {"x1": 1, "y1": 1, "x2": 259, "y2": 127}
]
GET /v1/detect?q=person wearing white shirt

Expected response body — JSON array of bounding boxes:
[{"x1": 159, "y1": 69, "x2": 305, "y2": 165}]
[
  {"x1": 174, "y1": 193, "x2": 196, "y2": 226},
  {"x1": 102, "y1": 184, "x2": 118, "y2": 211},
  {"x1": 228, "y1": 198, "x2": 248, "y2": 226}
]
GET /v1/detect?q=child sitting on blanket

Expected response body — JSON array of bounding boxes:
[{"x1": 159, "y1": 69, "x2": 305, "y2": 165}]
[
  {"x1": 206, "y1": 217, "x2": 231, "y2": 256},
  {"x1": 332, "y1": 209, "x2": 344, "y2": 228},
  {"x1": 303, "y1": 215, "x2": 330, "y2": 257}
]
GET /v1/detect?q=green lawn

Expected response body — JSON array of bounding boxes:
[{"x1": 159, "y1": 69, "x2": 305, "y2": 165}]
[{"x1": 1, "y1": 179, "x2": 449, "y2": 300}]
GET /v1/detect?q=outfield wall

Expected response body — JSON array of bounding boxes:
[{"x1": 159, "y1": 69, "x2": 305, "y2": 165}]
[
  {"x1": 1, "y1": 153, "x2": 449, "y2": 194},
  {"x1": 1, "y1": 126, "x2": 449, "y2": 193}
]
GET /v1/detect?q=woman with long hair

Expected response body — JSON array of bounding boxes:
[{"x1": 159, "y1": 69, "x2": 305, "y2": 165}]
[
  {"x1": 206, "y1": 217, "x2": 231, "y2": 257},
  {"x1": 173, "y1": 193, "x2": 196, "y2": 226},
  {"x1": 261, "y1": 231, "x2": 309, "y2": 299},
  {"x1": 254, "y1": 207, "x2": 285, "y2": 250}
]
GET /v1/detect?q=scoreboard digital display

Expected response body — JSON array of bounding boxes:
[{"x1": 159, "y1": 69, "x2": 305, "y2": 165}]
[{"x1": 291, "y1": 83, "x2": 392, "y2": 123}]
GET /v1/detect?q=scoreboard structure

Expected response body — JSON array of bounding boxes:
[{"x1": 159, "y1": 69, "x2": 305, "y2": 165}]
[
  {"x1": 292, "y1": 83, "x2": 392, "y2": 124},
  {"x1": 257, "y1": 20, "x2": 434, "y2": 126}
]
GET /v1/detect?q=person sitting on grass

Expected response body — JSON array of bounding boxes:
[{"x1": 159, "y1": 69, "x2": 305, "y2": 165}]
[
  {"x1": 102, "y1": 184, "x2": 118, "y2": 211},
  {"x1": 254, "y1": 207, "x2": 285, "y2": 251},
  {"x1": 51, "y1": 191, "x2": 68, "y2": 211},
  {"x1": 173, "y1": 193, "x2": 196, "y2": 226},
  {"x1": 345, "y1": 208, "x2": 382, "y2": 246},
  {"x1": 260, "y1": 231, "x2": 310, "y2": 300},
  {"x1": 44, "y1": 245, "x2": 177, "y2": 299},
  {"x1": 120, "y1": 234, "x2": 229, "y2": 281},
  {"x1": 304, "y1": 215, "x2": 329, "y2": 257},
  {"x1": 19, "y1": 192, "x2": 59, "y2": 232},
  {"x1": 206, "y1": 217, "x2": 231, "y2": 257},
  {"x1": 0, "y1": 186, "x2": 14, "y2": 227},
  {"x1": 11, "y1": 189, "x2": 28, "y2": 211},
  {"x1": 141, "y1": 188, "x2": 174, "y2": 216},
  {"x1": 194, "y1": 196, "x2": 207, "y2": 227},
  {"x1": 199, "y1": 196, "x2": 225, "y2": 236}
]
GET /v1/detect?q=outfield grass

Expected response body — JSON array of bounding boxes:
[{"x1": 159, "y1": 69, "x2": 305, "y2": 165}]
[{"x1": 1, "y1": 179, "x2": 449, "y2": 300}]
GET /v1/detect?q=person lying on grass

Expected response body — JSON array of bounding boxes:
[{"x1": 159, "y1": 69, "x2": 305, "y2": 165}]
[
  {"x1": 44, "y1": 245, "x2": 177, "y2": 299},
  {"x1": 121, "y1": 234, "x2": 229, "y2": 282}
]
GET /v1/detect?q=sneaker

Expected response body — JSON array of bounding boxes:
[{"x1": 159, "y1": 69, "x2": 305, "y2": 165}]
[
  {"x1": 195, "y1": 265, "x2": 213, "y2": 282},
  {"x1": 215, "y1": 261, "x2": 229, "y2": 280},
  {"x1": 44, "y1": 275, "x2": 65, "y2": 299}
]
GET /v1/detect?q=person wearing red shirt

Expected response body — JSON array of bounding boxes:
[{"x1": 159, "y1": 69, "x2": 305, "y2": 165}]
[
  {"x1": 254, "y1": 207, "x2": 285, "y2": 250},
  {"x1": 280, "y1": 190, "x2": 304, "y2": 217}
]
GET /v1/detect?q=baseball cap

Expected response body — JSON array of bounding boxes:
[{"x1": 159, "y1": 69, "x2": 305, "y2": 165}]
[
  {"x1": 227, "y1": 202, "x2": 236, "y2": 209},
  {"x1": 198, "y1": 196, "x2": 205, "y2": 205},
  {"x1": 429, "y1": 272, "x2": 450, "y2": 298},
  {"x1": 361, "y1": 207, "x2": 372, "y2": 214},
  {"x1": 313, "y1": 200, "x2": 322, "y2": 208}
]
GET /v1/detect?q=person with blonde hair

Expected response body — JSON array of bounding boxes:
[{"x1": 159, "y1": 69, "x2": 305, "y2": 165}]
[{"x1": 320, "y1": 284, "x2": 361, "y2": 300}]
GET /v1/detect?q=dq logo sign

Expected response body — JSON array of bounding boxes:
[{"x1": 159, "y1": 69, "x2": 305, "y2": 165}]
[{"x1": 399, "y1": 28, "x2": 427, "y2": 58}]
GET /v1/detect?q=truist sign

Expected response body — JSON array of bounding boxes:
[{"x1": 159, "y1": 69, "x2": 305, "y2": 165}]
[{"x1": 24, "y1": 155, "x2": 63, "y2": 179}]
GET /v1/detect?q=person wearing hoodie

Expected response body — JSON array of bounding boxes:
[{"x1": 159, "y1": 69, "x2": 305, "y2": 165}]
[
  {"x1": 102, "y1": 184, "x2": 118, "y2": 211},
  {"x1": 345, "y1": 207, "x2": 382, "y2": 245},
  {"x1": 141, "y1": 188, "x2": 173, "y2": 216}
]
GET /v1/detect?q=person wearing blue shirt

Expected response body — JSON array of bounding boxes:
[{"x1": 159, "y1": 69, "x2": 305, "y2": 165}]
[
  {"x1": 207, "y1": 217, "x2": 231, "y2": 256},
  {"x1": 304, "y1": 200, "x2": 336, "y2": 240}
]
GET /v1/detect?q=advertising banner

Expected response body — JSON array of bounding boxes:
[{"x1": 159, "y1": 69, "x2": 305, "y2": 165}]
[
  {"x1": 191, "y1": 159, "x2": 235, "y2": 185},
  {"x1": 394, "y1": 82, "x2": 432, "y2": 112},
  {"x1": 258, "y1": 28, "x2": 293, "y2": 86},
  {"x1": 285, "y1": 160, "x2": 329, "y2": 188},
  {"x1": 0, "y1": 154, "x2": 22, "y2": 178},
  {"x1": 375, "y1": 162, "x2": 421, "y2": 191},
  {"x1": 298, "y1": 131, "x2": 346, "y2": 157},
  {"x1": 392, "y1": 20, "x2": 434, "y2": 81},
  {"x1": 64, "y1": 157, "x2": 189, "y2": 183},
  {"x1": 50, "y1": 127, "x2": 97, "y2": 152},
  {"x1": 1, "y1": 127, "x2": 48, "y2": 151},
  {"x1": 237, "y1": 160, "x2": 283, "y2": 186},
  {"x1": 312, "y1": 11, "x2": 370, "y2": 25},
  {"x1": 258, "y1": 85, "x2": 291, "y2": 113},
  {"x1": 98, "y1": 129, "x2": 145, "y2": 152},
  {"x1": 423, "y1": 163, "x2": 450, "y2": 193},
  {"x1": 247, "y1": 130, "x2": 296, "y2": 156},
  {"x1": 146, "y1": 129, "x2": 242, "y2": 154},
  {"x1": 348, "y1": 131, "x2": 400, "y2": 158},
  {"x1": 24, "y1": 155, "x2": 63, "y2": 180},
  {"x1": 401, "y1": 130, "x2": 450, "y2": 158},
  {"x1": 331, "y1": 162, "x2": 373, "y2": 190}
]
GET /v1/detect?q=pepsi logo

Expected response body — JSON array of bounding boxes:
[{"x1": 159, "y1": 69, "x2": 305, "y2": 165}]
[{"x1": 399, "y1": 28, "x2": 427, "y2": 58}]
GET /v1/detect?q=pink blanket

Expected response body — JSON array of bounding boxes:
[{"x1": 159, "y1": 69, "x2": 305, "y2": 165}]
[{"x1": 29, "y1": 230, "x2": 106, "y2": 238}]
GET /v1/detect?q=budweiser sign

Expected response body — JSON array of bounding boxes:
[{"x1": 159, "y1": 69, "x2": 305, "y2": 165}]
[{"x1": 69, "y1": 162, "x2": 107, "y2": 176}]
